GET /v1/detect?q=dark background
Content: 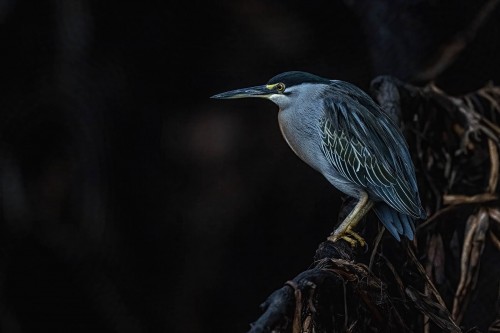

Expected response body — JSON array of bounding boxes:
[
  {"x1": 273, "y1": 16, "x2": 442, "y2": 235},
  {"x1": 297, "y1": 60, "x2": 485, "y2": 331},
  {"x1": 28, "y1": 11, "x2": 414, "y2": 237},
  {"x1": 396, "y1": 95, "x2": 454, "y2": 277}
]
[{"x1": 0, "y1": 1, "x2": 499, "y2": 332}]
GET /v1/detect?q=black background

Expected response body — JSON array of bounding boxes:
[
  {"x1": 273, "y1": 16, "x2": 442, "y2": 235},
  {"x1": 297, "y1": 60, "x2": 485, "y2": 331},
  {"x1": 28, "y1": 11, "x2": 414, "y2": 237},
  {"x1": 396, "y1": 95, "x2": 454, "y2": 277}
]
[{"x1": 0, "y1": 1, "x2": 499, "y2": 332}]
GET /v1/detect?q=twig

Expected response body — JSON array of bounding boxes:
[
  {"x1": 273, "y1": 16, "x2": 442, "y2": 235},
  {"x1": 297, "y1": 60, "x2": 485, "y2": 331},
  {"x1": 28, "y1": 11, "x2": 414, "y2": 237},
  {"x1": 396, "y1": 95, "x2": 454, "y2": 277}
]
[
  {"x1": 368, "y1": 227, "x2": 384, "y2": 271},
  {"x1": 406, "y1": 287, "x2": 462, "y2": 333},
  {"x1": 285, "y1": 280, "x2": 302, "y2": 333},
  {"x1": 442, "y1": 193, "x2": 498, "y2": 205},
  {"x1": 416, "y1": 205, "x2": 457, "y2": 232},
  {"x1": 406, "y1": 246, "x2": 448, "y2": 309},
  {"x1": 487, "y1": 139, "x2": 499, "y2": 193},
  {"x1": 452, "y1": 208, "x2": 490, "y2": 324},
  {"x1": 489, "y1": 230, "x2": 500, "y2": 251}
]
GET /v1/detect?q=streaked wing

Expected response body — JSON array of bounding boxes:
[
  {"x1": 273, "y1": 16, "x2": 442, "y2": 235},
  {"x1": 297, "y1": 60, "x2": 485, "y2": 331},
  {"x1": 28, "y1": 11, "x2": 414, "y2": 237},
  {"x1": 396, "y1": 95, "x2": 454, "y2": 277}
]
[
  {"x1": 319, "y1": 83, "x2": 425, "y2": 218},
  {"x1": 320, "y1": 120, "x2": 367, "y2": 188}
]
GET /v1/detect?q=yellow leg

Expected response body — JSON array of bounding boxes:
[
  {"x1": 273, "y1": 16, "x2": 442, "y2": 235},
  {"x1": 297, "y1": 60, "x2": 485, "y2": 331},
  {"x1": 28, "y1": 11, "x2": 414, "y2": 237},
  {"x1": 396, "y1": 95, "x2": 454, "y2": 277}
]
[{"x1": 327, "y1": 191, "x2": 374, "y2": 247}]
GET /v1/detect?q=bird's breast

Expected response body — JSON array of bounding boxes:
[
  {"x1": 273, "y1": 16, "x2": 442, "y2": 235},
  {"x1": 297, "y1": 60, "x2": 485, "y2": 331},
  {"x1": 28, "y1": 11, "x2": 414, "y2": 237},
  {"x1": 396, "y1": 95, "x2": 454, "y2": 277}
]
[
  {"x1": 277, "y1": 109, "x2": 329, "y2": 174},
  {"x1": 277, "y1": 108, "x2": 361, "y2": 198}
]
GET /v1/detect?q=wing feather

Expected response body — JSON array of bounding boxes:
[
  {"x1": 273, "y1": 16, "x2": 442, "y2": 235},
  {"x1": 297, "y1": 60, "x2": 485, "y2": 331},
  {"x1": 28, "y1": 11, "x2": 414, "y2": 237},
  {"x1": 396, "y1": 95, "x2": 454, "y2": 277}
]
[{"x1": 319, "y1": 82, "x2": 425, "y2": 219}]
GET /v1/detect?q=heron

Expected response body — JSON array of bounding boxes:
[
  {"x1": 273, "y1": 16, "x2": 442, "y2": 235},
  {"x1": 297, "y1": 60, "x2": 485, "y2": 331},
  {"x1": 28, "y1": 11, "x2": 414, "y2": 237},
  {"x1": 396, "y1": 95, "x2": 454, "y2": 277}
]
[{"x1": 212, "y1": 71, "x2": 426, "y2": 246}]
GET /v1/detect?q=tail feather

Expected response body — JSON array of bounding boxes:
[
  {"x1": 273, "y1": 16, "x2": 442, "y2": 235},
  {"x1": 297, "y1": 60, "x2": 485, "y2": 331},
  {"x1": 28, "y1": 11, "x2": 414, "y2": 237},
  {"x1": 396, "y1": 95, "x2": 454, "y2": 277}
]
[
  {"x1": 400, "y1": 213, "x2": 415, "y2": 240},
  {"x1": 373, "y1": 203, "x2": 415, "y2": 241},
  {"x1": 387, "y1": 207, "x2": 403, "y2": 234},
  {"x1": 373, "y1": 204, "x2": 401, "y2": 241}
]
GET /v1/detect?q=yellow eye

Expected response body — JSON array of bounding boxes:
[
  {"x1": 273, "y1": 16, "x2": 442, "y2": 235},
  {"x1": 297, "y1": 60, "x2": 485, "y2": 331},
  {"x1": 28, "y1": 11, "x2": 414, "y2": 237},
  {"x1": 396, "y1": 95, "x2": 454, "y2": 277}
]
[{"x1": 276, "y1": 83, "x2": 286, "y2": 93}]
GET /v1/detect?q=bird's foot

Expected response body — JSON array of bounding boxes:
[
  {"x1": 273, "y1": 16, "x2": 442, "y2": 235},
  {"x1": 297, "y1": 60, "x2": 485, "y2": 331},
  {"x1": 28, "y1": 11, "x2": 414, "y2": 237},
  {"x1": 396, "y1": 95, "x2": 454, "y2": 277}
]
[
  {"x1": 345, "y1": 229, "x2": 366, "y2": 247},
  {"x1": 327, "y1": 228, "x2": 366, "y2": 248}
]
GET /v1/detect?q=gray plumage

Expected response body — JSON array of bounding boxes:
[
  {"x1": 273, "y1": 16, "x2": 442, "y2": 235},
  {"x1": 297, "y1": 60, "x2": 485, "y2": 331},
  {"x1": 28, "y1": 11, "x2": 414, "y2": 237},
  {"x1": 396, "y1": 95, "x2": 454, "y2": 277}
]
[{"x1": 212, "y1": 71, "x2": 426, "y2": 241}]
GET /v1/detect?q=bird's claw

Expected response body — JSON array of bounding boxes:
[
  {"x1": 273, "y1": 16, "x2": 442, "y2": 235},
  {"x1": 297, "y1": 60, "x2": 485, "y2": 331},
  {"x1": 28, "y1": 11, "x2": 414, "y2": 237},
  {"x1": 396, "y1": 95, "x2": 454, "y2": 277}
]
[
  {"x1": 327, "y1": 229, "x2": 366, "y2": 248},
  {"x1": 345, "y1": 229, "x2": 366, "y2": 247}
]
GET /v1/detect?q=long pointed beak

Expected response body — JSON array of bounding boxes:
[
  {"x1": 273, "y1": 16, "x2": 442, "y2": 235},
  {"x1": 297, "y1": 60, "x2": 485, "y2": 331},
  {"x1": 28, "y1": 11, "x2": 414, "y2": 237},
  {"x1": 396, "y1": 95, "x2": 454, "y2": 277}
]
[{"x1": 211, "y1": 85, "x2": 271, "y2": 99}]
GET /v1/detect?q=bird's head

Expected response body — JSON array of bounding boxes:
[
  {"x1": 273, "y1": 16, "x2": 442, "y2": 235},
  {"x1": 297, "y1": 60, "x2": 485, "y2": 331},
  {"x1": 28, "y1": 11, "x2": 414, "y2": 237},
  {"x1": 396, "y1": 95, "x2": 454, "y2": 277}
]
[{"x1": 211, "y1": 71, "x2": 330, "y2": 109}]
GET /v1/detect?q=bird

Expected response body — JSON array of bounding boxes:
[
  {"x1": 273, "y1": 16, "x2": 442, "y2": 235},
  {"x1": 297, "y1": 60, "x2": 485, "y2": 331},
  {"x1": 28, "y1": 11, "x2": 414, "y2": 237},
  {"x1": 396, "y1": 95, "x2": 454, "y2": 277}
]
[{"x1": 211, "y1": 71, "x2": 426, "y2": 246}]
